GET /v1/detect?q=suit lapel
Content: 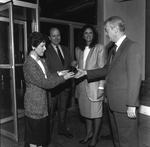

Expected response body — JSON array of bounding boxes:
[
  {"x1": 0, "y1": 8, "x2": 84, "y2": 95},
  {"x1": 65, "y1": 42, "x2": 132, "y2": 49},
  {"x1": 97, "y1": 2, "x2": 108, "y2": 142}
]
[
  {"x1": 78, "y1": 49, "x2": 84, "y2": 69},
  {"x1": 60, "y1": 45, "x2": 67, "y2": 66},
  {"x1": 30, "y1": 56, "x2": 45, "y2": 76},
  {"x1": 49, "y1": 44, "x2": 64, "y2": 65},
  {"x1": 60, "y1": 45, "x2": 65, "y2": 58},
  {"x1": 107, "y1": 37, "x2": 129, "y2": 73},
  {"x1": 49, "y1": 44, "x2": 59, "y2": 58}
]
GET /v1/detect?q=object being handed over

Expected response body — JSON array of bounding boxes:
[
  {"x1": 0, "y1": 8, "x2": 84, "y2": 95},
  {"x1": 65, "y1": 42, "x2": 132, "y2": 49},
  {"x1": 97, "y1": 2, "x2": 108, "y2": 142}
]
[
  {"x1": 69, "y1": 60, "x2": 78, "y2": 74},
  {"x1": 74, "y1": 68, "x2": 87, "y2": 79}
]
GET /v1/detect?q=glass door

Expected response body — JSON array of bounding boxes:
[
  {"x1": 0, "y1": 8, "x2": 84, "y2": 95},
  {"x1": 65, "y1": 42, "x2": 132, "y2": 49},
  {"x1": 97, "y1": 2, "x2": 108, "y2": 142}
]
[
  {"x1": 0, "y1": 0, "x2": 39, "y2": 142},
  {"x1": 0, "y1": 1, "x2": 28, "y2": 142},
  {"x1": 0, "y1": 1, "x2": 19, "y2": 141}
]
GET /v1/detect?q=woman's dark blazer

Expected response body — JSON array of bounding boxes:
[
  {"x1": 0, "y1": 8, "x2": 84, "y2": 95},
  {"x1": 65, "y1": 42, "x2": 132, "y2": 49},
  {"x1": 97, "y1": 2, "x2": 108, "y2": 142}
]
[{"x1": 23, "y1": 55, "x2": 65, "y2": 119}]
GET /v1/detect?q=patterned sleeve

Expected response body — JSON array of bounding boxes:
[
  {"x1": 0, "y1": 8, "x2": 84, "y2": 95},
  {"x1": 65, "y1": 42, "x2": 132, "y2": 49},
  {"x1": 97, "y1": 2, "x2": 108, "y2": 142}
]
[{"x1": 23, "y1": 58, "x2": 65, "y2": 89}]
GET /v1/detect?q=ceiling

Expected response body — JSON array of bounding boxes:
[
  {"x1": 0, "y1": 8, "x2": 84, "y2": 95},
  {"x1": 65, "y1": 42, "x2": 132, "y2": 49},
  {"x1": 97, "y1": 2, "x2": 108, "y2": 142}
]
[{"x1": 39, "y1": 0, "x2": 97, "y2": 24}]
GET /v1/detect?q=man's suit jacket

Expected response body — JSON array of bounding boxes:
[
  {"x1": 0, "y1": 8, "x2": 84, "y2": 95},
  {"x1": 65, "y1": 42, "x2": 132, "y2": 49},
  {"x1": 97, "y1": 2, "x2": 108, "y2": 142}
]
[
  {"x1": 23, "y1": 56, "x2": 64, "y2": 119},
  {"x1": 87, "y1": 37, "x2": 143, "y2": 112},
  {"x1": 45, "y1": 44, "x2": 72, "y2": 92}
]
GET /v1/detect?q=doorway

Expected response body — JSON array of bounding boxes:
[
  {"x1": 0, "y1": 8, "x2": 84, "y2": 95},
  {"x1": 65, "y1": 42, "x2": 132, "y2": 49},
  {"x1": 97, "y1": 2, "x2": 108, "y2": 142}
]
[{"x1": 0, "y1": 0, "x2": 39, "y2": 141}]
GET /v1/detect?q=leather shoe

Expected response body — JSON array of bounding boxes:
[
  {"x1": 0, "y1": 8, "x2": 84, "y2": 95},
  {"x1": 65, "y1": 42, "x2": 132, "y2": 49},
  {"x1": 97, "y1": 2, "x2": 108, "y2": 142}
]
[
  {"x1": 79, "y1": 136, "x2": 92, "y2": 144},
  {"x1": 101, "y1": 134, "x2": 112, "y2": 140},
  {"x1": 59, "y1": 132, "x2": 73, "y2": 139}
]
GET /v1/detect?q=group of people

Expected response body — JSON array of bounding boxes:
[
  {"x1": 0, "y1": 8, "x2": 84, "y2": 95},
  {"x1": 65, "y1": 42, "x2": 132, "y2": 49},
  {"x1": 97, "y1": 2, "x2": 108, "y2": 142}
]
[{"x1": 23, "y1": 16, "x2": 143, "y2": 147}]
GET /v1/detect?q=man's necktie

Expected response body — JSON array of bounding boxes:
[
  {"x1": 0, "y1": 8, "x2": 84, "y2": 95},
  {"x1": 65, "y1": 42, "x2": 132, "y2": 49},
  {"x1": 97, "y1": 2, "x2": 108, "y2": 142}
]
[
  {"x1": 56, "y1": 46, "x2": 64, "y2": 65},
  {"x1": 111, "y1": 44, "x2": 117, "y2": 61}
]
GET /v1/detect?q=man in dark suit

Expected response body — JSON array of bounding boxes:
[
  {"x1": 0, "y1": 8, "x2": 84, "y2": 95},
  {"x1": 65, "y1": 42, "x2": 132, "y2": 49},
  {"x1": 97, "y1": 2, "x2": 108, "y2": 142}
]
[
  {"x1": 75, "y1": 16, "x2": 143, "y2": 147},
  {"x1": 45, "y1": 27, "x2": 73, "y2": 139}
]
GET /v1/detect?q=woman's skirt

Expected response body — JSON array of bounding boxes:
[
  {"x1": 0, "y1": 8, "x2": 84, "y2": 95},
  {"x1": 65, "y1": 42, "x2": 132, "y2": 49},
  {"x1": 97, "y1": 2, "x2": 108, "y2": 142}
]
[{"x1": 24, "y1": 116, "x2": 49, "y2": 146}]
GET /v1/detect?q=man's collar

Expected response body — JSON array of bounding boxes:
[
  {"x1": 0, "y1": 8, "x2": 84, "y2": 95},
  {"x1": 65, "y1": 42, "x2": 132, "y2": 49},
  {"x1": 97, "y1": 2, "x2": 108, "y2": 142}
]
[
  {"x1": 116, "y1": 35, "x2": 126, "y2": 47},
  {"x1": 30, "y1": 53, "x2": 40, "y2": 61},
  {"x1": 51, "y1": 43, "x2": 60, "y2": 48}
]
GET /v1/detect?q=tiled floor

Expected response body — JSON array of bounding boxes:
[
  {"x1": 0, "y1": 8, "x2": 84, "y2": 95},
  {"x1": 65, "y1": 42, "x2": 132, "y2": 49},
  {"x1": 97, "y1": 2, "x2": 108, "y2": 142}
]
[{"x1": 1, "y1": 105, "x2": 150, "y2": 147}]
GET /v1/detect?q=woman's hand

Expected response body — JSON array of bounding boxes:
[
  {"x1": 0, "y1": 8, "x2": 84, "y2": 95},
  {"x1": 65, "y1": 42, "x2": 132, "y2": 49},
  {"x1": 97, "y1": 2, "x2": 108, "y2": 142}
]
[
  {"x1": 58, "y1": 70, "x2": 69, "y2": 76},
  {"x1": 63, "y1": 72, "x2": 75, "y2": 80}
]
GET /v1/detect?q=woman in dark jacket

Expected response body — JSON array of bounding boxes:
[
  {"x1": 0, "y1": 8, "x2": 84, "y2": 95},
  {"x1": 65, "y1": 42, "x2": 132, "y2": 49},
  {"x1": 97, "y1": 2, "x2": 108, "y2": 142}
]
[{"x1": 23, "y1": 32, "x2": 74, "y2": 147}]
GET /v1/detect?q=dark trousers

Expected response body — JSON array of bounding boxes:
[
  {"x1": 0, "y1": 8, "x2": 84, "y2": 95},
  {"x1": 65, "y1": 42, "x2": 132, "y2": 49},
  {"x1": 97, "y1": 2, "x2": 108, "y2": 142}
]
[
  {"x1": 103, "y1": 102, "x2": 116, "y2": 146},
  {"x1": 49, "y1": 89, "x2": 70, "y2": 137},
  {"x1": 109, "y1": 108, "x2": 139, "y2": 147}
]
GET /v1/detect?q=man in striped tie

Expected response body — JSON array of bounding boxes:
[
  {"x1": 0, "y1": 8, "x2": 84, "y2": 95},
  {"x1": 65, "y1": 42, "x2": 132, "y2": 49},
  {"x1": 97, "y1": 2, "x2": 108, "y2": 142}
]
[{"x1": 45, "y1": 27, "x2": 74, "y2": 142}]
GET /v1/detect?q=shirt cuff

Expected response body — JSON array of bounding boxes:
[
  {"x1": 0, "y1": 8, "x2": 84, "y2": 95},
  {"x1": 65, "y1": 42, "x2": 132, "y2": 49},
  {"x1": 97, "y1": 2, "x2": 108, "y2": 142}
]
[{"x1": 98, "y1": 87, "x2": 104, "y2": 89}]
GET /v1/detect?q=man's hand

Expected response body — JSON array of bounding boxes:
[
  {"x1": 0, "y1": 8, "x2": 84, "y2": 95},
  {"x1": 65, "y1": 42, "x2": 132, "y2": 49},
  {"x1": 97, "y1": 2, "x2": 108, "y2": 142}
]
[
  {"x1": 127, "y1": 106, "x2": 136, "y2": 118},
  {"x1": 74, "y1": 69, "x2": 87, "y2": 79},
  {"x1": 63, "y1": 72, "x2": 75, "y2": 80}
]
